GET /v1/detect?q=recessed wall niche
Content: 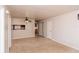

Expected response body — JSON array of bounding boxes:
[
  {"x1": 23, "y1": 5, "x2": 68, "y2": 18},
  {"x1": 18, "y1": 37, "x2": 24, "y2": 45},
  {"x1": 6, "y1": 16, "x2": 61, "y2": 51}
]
[{"x1": 12, "y1": 25, "x2": 25, "y2": 30}]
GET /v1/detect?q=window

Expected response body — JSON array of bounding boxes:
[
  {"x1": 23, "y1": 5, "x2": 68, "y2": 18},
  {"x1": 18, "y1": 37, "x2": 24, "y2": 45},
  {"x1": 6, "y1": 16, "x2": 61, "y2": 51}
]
[{"x1": 12, "y1": 25, "x2": 25, "y2": 30}]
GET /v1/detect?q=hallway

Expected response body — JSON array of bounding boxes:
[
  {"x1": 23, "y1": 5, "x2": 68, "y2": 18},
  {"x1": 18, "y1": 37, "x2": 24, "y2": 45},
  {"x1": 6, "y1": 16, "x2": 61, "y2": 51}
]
[{"x1": 9, "y1": 37, "x2": 78, "y2": 53}]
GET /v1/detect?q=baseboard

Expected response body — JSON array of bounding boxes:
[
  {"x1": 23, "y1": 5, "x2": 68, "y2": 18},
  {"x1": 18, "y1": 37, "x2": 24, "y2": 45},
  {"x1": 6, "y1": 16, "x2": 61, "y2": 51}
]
[
  {"x1": 46, "y1": 36, "x2": 79, "y2": 51},
  {"x1": 13, "y1": 36, "x2": 35, "y2": 40}
]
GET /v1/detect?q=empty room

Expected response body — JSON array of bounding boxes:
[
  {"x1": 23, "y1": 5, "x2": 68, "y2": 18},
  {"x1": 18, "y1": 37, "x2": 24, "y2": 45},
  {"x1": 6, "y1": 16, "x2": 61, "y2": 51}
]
[{"x1": 0, "y1": 5, "x2": 79, "y2": 53}]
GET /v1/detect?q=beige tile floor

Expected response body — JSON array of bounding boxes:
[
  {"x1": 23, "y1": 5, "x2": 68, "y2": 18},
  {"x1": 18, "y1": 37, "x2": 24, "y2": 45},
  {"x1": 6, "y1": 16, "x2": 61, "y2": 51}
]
[{"x1": 9, "y1": 37, "x2": 79, "y2": 53}]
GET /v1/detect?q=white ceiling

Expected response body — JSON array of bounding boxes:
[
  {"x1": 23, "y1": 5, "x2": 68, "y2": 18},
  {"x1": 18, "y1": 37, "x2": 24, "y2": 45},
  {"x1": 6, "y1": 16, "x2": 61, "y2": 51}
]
[{"x1": 7, "y1": 5, "x2": 79, "y2": 20}]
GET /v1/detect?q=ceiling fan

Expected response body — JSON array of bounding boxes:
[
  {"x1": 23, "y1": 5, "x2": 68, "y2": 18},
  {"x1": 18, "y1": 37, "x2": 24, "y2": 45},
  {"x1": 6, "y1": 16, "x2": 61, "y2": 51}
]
[{"x1": 25, "y1": 17, "x2": 31, "y2": 23}]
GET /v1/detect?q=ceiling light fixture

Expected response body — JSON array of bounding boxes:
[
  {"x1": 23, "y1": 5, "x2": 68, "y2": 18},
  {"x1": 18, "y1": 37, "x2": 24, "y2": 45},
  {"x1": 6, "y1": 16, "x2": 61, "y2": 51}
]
[
  {"x1": 25, "y1": 17, "x2": 31, "y2": 23},
  {"x1": 25, "y1": 17, "x2": 29, "y2": 23}
]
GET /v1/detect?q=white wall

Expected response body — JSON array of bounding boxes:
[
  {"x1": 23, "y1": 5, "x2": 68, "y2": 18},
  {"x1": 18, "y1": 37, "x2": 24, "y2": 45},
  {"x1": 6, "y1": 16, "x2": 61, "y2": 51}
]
[
  {"x1": 45, "y1": 10, "x2": 79, "y2": 50},
  {"x1": 46, "y1": 19, "x2": 54, "y2": 39},
  {"x1": 38, "y1": 21, "x2": 43, "y2": 36},
  {"x1": 7, "y1": 12, "x2": 11, "y2": 48},
  {"x1": 0, "y1": 6, "x2": 5, "y2": 53},
  {"x1": 12, "y1": 18, "x2": 35, "y2": 39},
  {"x1": 0, "y1": 6, "x2": 12, "y2": 53},
  {"x1": 38, "y1": 20, "x2": 47, "y2": 37},
  {"x1": 43, "y1": 20, "x2": 47, "y2": 37},
  {"x1": 5, "y1": 10, "x2": 12, "y2": 52}
]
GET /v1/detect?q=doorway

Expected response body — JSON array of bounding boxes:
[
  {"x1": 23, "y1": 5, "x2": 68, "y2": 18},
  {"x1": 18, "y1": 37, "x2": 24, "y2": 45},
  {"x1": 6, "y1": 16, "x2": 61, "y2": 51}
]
[
  {"x1": 35, "y1": 20, "x2": 44, "y2": 37},
  {"x1": 35, "y1": 20, "x2": 39, "y2": 37}
]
